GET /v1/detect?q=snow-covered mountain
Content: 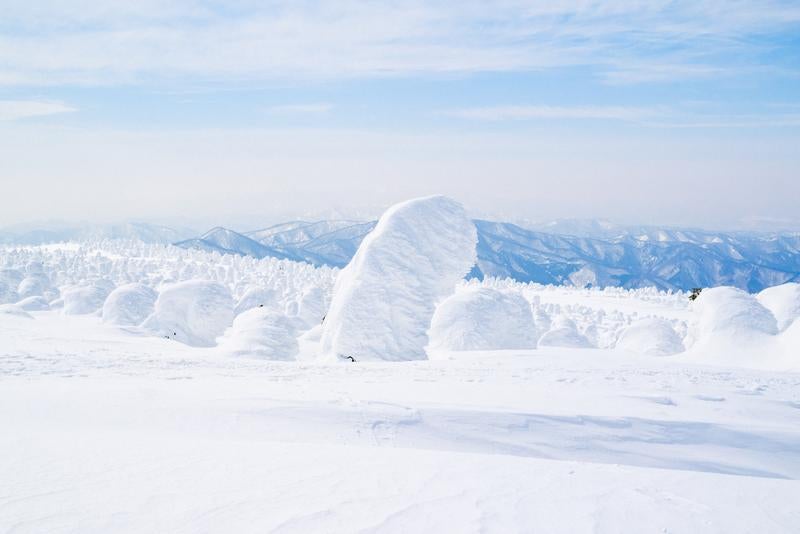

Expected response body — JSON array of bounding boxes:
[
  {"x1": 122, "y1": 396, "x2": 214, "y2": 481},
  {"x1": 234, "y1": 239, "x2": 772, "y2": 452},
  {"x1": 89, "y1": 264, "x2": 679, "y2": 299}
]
[
  {"x1": 174, "y1": 219, "x2": 800, "y2": 292},
  {"x1": 174, "y1": 227, "x2": 297, "y2": 261}
]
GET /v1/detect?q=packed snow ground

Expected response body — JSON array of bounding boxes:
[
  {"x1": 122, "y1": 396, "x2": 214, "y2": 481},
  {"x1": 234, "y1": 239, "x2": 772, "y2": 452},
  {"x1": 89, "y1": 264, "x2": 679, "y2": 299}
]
[{"x1": 2, "y1": 237, "x2": 800, "y2": 532}]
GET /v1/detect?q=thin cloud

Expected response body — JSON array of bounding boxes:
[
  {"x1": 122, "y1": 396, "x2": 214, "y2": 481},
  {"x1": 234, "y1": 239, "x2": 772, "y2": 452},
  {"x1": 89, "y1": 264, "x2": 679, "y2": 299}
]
[
  {"x1": 0, "y1": 100, "x2": 76, "y2": 121},
  {"x1": 445, "y1": 105, "x2": 661, "y2": 122},
  {"x1": 265, "y1": 103, "x2": 333, "y2": 115},
  {"x1": 0, "y1": 1, "x2": 798, "y2": 86}
]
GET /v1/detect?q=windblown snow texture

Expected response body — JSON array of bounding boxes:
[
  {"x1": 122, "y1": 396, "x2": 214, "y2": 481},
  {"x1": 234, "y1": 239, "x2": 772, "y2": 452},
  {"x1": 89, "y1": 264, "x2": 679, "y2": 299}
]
[{"x1": 320, "y1": 196, "x2": 477, "y2": 362}]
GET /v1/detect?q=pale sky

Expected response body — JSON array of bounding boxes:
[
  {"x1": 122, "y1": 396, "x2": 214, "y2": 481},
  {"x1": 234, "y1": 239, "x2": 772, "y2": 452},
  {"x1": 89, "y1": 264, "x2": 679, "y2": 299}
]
[{"x1": 1, "y1": 1, "x2": 799, "y2": 229}]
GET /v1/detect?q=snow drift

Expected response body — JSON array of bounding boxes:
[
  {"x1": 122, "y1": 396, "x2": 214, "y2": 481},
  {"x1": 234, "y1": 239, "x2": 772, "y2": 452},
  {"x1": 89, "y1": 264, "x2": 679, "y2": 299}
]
[
  {"x1": 219, "y1": 307, "x2": 298, "y2": 360},
  {"x1": 320, "y1": 196, "x2": 477, "y2": 362},
  {"x1": 142, "y1": 280, "x2": 234, "y2": 347},
  {"x1": 102, "y1": 283, "x2": 157, "y2": 326},
  {"x1": 538, "y1": 316, "x2": 594, "y2": 348},
  {"x1": 428, "y1": 287, "x2": 536, "y2": 353}
]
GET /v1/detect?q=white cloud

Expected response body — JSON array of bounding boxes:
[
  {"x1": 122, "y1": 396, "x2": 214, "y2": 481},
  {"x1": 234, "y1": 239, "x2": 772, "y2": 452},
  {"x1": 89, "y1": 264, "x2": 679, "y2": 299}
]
[
  {"x1": 445, "y1": 105, "x2": 660, "y2": 121},
  {"x1": 0, "y1": 1, "x2": 797, "y2": 86},
  {"x1": 0, "y1": 100, "x2": 76, "y2": 121}
]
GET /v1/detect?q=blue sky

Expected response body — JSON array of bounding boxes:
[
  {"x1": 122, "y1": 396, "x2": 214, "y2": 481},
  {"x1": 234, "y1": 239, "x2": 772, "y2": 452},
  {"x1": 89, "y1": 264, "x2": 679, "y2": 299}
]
[{"x1": 1, "y1": 1, "x2": 799, "y2": 229}]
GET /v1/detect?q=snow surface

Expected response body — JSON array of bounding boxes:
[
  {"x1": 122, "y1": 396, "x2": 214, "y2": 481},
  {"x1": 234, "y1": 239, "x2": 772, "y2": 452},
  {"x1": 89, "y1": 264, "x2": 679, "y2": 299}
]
[
  {"x1": 320, "y1": 196, "x2": 477, "y2": 362},
  {"x1": 2, "y1": 233, "x2": 800, "y2": 532}
]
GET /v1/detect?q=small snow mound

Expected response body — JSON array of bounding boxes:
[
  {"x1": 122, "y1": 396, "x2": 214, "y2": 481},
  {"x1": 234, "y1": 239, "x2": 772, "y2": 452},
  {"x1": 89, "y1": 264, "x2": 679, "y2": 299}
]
[
  {"x1": 15, "y1": 296, "x2": 50, "y2": 311},
  {"x1": 538, "y1": 316, "x2": 594, "y2": 348},
  {"x1": 321, "y1": 196, "x2": 477, "y2": 362},
  {"x1": 234, "y1": 287, "x2": 279, "y2": 316},
  {"x1": 0, "y1": 304, "x2": 33, "y2": 318},
  {"x1": 757, "y1": 283, "x2": 800, "y2": 332},
  {"x1": 142, "y1": 280, "x2": 233, "y2": 347},
  {"x1": 102, "y1": 283, "x2": 157, "y2": 326},
  {"x1": 63, "y1": 280, "x2": 115, "y2": 315},
  {"x1": 17, "y1": 276, "x2": 45, "y2": 299},
  {"x1": 690, "y1": 286, "x2": 777, "y2": 341},
  {"x1": 616, "y1": 317, "x2": 684, "y2": 356},
  {"x1": 219, "y1": 307, "x2": 298, "y2": 360},
  {"x1": 428, "y1": 287, "x2": 536, "y2": 352}
]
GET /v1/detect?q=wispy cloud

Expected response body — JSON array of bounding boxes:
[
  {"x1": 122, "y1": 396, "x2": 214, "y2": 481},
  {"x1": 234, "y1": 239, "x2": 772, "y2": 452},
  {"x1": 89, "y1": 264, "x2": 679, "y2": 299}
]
[
  {"x1": 0, "y1": 1, "x2": 797, "y2": 86},
  {"x1": 0, "y1": 100, "x2": 76, "y2": 121},
  {"x1": 265, "y1": 103, "x2": 333, "y2": 115},
  {"x1": 445, "y1": 105, "x2": 660, "y2": 122}
]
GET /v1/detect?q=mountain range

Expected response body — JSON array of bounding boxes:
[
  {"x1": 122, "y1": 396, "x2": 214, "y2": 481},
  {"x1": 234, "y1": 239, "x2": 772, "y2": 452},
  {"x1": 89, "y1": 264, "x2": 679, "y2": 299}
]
[
  {"x1": 3, "y1": 218, "x2": 798, "y2": 292},
  {"x1": 172, "y1": 219, "x2": 800, "y2": 292}
]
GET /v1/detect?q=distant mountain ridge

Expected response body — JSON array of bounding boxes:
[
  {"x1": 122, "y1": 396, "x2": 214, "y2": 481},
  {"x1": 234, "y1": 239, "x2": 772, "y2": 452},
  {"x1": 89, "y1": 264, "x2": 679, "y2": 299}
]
[
  {"x1": 3, "y1": 218, "x2": 798, "y2": 292},
  {"x1": 172, "y1": 219, "x2": 800, "y2": 292},
  {"x1": 0, "y1": 221, "x2": 195, "y2": 245}
]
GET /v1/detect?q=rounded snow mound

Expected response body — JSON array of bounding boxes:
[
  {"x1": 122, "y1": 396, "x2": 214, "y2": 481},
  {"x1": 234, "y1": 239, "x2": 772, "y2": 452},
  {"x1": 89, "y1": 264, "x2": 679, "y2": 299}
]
[
  {"x1": 234, "y1": 287, "x2": 279, "y2": 316},
  {"x1": 15, "y1": 295, "x2": 51, "y2": 312},
  {"x1": 321, "y1": 196, "x2": 477, "y2": 362},
  {"x1": 757, "y1": 283, "x2": 800, "y2": 332},
  {"x1": 102, "y1": 283, "x2": 157, "y2": 326},
  {"x1": 17, "y1": 276, "x2": 45, "y2": 299},
  {"x1": 63, "y1": 280, "x2": 115, "y2": 315},
  {"x1": 219, "y1": 307, "x2": 298, "y2": 360},
  {"x1": 428, "y1": 287, "x2": 536, "y2": 352},
  {"x1": 690, "y1": 286, "x2": 777, "y2": 341},
  {"x1": 142, "y1": 280, "x2": 234, "y2": 347},
  {"x1": 538, "y1": 316, "x2": 594, "y2": 348},
  {"x1": 616, "y1": 317, "x2": 684, "y2": 356}
]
